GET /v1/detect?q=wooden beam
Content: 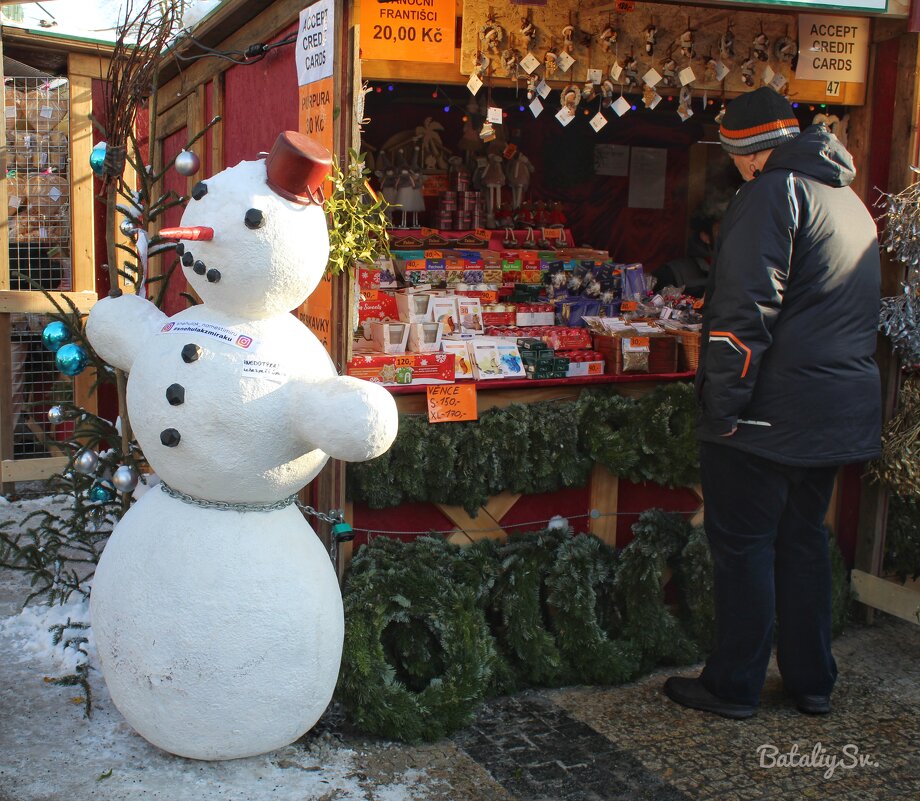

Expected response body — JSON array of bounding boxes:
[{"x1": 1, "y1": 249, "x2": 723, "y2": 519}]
[
  {"x1": 437, "y1": 501, "x2": 509, "y2": 544},
  {"x1": 588, "y1": 464, "x2": 618, "y2": 547},
  {"x1": 0, "y1": 456, "x2": 69, "y2": 483},
  {"x1": 68, "y1": 52, "x2": 109, "y2": 79},
  {"x1": 68, "y1": 69, "x2": 95, "y2": 293},
  {"x1": 851, "y1": 570, "x2": 920, "y2": 625},
  {"x1": 0, "y1": 290, "x2": 97, "y2": 314},
  {"x1": 210, "y1": 73, "x2": 225, "y2": 172}
]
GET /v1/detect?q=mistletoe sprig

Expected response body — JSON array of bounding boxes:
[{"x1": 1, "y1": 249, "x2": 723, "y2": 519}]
[{"x1": 324, "y1": 149, "x2": 392, "y2": 278}]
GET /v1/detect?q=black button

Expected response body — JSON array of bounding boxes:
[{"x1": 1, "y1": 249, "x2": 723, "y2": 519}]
[
  {"x1": 182, "y1": 252, "x2": 194, "y2": 267},
  {"x1": 244, "y1": 208, "x2": 264, "y2": 229},
  {"x1": 191, "y1": 181, "x2": 208, "y2": 200},
  {"x1": 166, "y1": 383, "x2": 185, "y2": 405},
  {"x1": 160, "y1": 428, "x2": 181, "y2": 447},
  {"x1": 175, "y1": 242, "x2": 185, "y2": 256},
  {"x1": 181, "y1": 344, "x2": 201, "y2": 363},
  {"x1": 206, "y1": 269, "x2": 221, "y2": 283},
  {"x1": 193, "y1": 260, "x2": 206, "y2": 275}
]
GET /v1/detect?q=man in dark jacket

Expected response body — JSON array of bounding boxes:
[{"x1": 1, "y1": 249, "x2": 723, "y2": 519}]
[{"x1": 664, "y1": 88, "x2": 881, "y2": 719}]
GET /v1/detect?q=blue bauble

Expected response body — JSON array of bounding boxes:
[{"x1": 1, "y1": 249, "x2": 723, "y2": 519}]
[
  {"x1": 41, "y1": 320, "x2": 72, "y2": 352},
  {"x1": 89, "y1": 484, "x2": 114, "y2": 503},
  {"x1": 89, "y1": 141, "x2": 107, "y2": 176},
  {"x1": 55, "y1": 343, "x2": 88, "y2": 376}
]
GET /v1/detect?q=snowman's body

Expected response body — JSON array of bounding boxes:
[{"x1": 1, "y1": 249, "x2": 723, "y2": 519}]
[{"x1": 86, "y1": 137, "x2": 397, "y2": 760}]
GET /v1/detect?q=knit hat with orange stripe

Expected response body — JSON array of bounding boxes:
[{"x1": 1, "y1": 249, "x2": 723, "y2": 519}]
[{"x1": 720, "y1": 87, "x2": 800, "y2": 156}]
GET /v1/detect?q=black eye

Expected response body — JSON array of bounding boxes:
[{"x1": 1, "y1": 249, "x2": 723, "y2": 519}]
[
  {"x1": 244, "y1": 208, "x2": 264, "y2": 229},
  {"x1": 191, "y1": 182, "x2": 208, "y2": 200}
]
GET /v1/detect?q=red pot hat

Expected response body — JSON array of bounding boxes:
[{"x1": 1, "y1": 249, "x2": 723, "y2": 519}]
[{"x1": 264, "y1": 130, "x2": 332, "y2": 205}]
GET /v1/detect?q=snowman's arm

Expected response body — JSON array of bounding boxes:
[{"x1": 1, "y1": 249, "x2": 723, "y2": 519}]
[
  {"x1": 292, "y1": 376, "x2": 398, "y2": 462},
  {"x1": 85, "y1": 294, "x2": 168, "y2": 372}
]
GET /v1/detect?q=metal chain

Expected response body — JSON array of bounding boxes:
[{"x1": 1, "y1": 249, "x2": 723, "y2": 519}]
[{"x1": 158, "y1": 481, "x2": 298, "y2": 512}]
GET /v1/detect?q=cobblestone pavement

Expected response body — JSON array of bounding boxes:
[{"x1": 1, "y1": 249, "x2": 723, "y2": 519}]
[{"x1": 339, "y1": 614, "x2": 919, "y2": 801}]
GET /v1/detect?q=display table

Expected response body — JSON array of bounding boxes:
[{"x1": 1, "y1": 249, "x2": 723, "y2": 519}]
[{"x1": 388, "y1": 228, "x2": 575, "y2": 251}]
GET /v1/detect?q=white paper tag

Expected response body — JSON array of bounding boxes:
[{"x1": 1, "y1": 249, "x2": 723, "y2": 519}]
[
  {"x1": 557, "y1": 51, "x2": 575, "y2": 73},
  {"x1": 678, "y1": 105, "x2": 694, "y2": 121},
  {"x1": 40, "y1": 152, "x2": 49, "y2": 166},
  {"x1": 610, "y1": 62, "x2": 623, "y2": 81},
  {"x1": 586, "y1": 68, "x2": 603, "y2": 85},
  {"x1": 5, "y1": 106, "x2": 15, "y2": 118},
  {"x1": 645, "y1": 92, "x2": 662, "y2": 110},
  {"x1": 537, "y1": 80, "x2": 551, "y2": 99},
  {"x1": 763, "y1": 65, "x2": 775, "y2": 85},
  {"x1": 241, "y1": 355, "x2": 288, "y2": 384},
  {"x1": 38, "y1": 227, "x2": 49, "y2": 238},
  {"x1": 590, "y1": 112, "x2": 608, "y2": 132},
  {"x1": 679, "y1": 66, "x2": 696, "y2": 86},
  {"x1": 612, "y1": 96, "x2": 631, "y2": 117},
  {"x1": 713, "y1": 61, "x2": 730, "y2": 82},
  {"x1": 643, "y1": 68, "x2": 662, "y2": 88},
  {"x1": 556, "y1": 107, "x2": 575, "y2": 126},
  {"x1": 487, "y1": 106, "x2": 503, "y2": 124},
  {"x1": 467, "y1": 73, "x2": 483, "y2": 95},
  {"x1": 39, "y1": 106, "x2": 53, "y2": 119},
  {"x1": 770, "y1": 73, "x2": 788, "y2": 92},
  {"x1": 529, "y1": 97, "x2": 544, "y2": 117},
  {"x1": 49, "y1": 186, "x2": 61, "y2": 202},
  {"x1": 8, "y1": 195, "x2": 20, "y2": 208},
  {"x1": 520, "y1": 52, "x2": 540, "y2": 74}
]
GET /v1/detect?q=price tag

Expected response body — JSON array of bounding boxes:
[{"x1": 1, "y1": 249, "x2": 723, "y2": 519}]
[
  {"x1": 474, "y1": 228, "x2": 491, "y2": 241},
  {"x1": 420, "y1": 227, "x2": 438, "y2": 238},
  {"x1": 557, "y1": 51, "x2": 575, "y2": 73},
  {"x1": 542, "y1": 227, "x2": 564, "y2": 240},
  {"x1": 427, "y1": 384, "x2": 478, "y2": 423},
  {"x1": 620, "y1": 301, "x2": 638, "y2": 311},
  {"x1": 590, "y1": 112, "x2": 608, "y2": 132},
  {"x1": 763, "y1": 65, "x2": 775, "y2": 85},
  {"x1": 586, "y1": 68, "x2": 603, "y2": 84},
  {"x1": 588, "y1": 361, "x2": 603, "y2": 375},
  {"x1": 536, "y1": 79, "x2": 551, "y2": 99},
  {"x1": 712, "y1": 60, "x2": 730, "y2": 82},
  {"x1": 692, "y1": 299, "x2": 704, "y2": 309},
  {"x1": 520, "y1": 52, "x2": 540, "y2": 74},
  {"x1": 616, "y1": 0, "x2": 635, "y2": 10},
  {"x1": 610, "y1": 62, "x2": 623, "y2": 81},
  {"x1": 770, "y1": 73, "x2": 788, "y2": 92},
  {"x1": 555, "y1": 107, "x2": 575, "y2": 126},
  {"x1": 612, "y1": 96, "x2": 631, "y2": 117},
  {"x1": 623, "y1": 336, "x2": 650, "y2": 351},
  {"x1": 467, "y1": 73, "x2": 483, "y2": 95},
  {"x1": 359, "y1": 0, "x2": 455, "y2": 64},
  {"x1": 643, "y1": 68, "x2": 662, "y2": 88},
  {"x1": 679, "y1": 66, "x2": 696, "y2": 86},
  {"x1": 529, "y1": 97, "x2": 544, "y2": 117},
  {"x1": 487, "y1": 106, "x2": 503, "y2": 124},
  {"x1": 826, "y1": 80, "x2": 842, "y2": 98}
]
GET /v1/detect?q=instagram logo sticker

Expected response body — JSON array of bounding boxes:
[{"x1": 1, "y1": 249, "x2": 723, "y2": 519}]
[{"x1": 236, "y1": 335, "x2": 254, "y2": 349}]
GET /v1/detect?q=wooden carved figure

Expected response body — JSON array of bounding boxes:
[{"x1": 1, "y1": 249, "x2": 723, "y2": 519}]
[{"x1": 506, "y1": 152, "x2": 535, "y2": 210}]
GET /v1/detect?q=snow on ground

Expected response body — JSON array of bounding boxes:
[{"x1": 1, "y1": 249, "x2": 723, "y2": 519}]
[{"x1": 0, "y1": 494, "x2": 425, "y2": 801}]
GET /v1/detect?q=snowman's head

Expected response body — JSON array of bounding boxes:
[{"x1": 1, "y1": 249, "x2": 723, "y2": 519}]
[{"x1": 161, "y1": 132, "x2": 332, "y2": 319}]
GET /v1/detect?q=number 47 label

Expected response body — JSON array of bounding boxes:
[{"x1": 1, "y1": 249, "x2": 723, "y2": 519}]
[{"x1": 826, "y1": 80, "x2": 841, "y2": 98}]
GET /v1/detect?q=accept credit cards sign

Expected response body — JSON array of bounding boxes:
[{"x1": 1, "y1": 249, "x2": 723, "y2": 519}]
[{"x1": 359, "y1": 0, "x2": 456, "y2": 63}]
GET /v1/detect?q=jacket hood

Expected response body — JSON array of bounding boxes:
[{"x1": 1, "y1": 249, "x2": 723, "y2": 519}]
[{"x1": 763, "y1": 124, "x2": 855, "y2": 188}]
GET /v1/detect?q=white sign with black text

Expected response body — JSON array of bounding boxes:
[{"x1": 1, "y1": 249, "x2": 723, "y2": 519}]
[
  {"x1": 296, "y1": 0, "x2": 334, "y2": 87},
  {"x1": 795, "y1": 14, "x2": 869, "y2": 85}
]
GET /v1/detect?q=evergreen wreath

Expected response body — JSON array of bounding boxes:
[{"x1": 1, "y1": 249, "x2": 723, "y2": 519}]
[
  {"x1": 346, "y1": 383, "x2": 698, "y2": 513},
  {"x1": 883, "y1": 493, "x2": 920, "y2": 582},
  {"x1": 337, "y1": 536, "x2": 496, "y2": 743}
]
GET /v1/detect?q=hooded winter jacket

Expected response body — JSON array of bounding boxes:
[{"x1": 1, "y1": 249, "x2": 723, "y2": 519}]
[{"x1": 695, "y1": 125, "x2": 881, "y2": 466}]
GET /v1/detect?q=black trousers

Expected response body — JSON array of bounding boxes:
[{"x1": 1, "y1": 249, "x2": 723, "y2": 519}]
[{"x1": 698, "y1": 441, "x2": 839, "y2": 707}]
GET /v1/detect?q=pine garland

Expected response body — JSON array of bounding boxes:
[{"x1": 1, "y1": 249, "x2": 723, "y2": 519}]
[
  {"x1": 346, "y1": 383, "x2": 699, "y2": 512},
  {"x1": 883, "y1": 494, "x2": 920, "y2": 582}
]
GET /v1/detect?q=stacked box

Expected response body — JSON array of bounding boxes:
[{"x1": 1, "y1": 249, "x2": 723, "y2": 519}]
[
  {"x1": 557, "y1": 349, "x2": 605, "y2": 377},
  {"x1": 346, "y1": 353, "x2": 455, "y2": 385},
  {"x1": 516, "y1": 303, "x2": 555, "y2": 327}
]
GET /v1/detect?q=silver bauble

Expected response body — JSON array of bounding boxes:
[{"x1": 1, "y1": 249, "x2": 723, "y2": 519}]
[
  {"x1": 119, "y1": 218, "x2": 136, "y2": 237},
  {"x1": 74, "y1": 449, "x2": 99, "y2": 475},
  {"x1": 112, "y1": 464, "x2": 139, "y2": 494},
  {"x1": 175, "y1": 149, "x2": 201, "y2": 177},
  {"x1": 48, "y1": 405, "x2": 65, "y2": 425}
]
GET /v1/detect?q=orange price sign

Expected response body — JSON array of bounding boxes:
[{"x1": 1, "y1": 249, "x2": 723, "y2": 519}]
[
  {"x1": 420, "y1": 227, "x2": 438, "y2": 238},
  {"x1": 693, "y1": 298, "x2": 705, "y2": 309},
  {"x1": 630, "y1": 336, "x2": 650, "y2": 348},
  {"x1": 474, "y1": 228, "x2": 491, "y2": 241},
  {"x1": 426, "y1": 384, "x2": 478, "y2": 424},
  {"x1": 359, "y1": 0, "x2": 456, "y2": 64},
  {"x1": 542, "y1": 227, "x2": 564, "y2": 240},
  {"x1": 588, "y1": 361, "x2": 603, "y2": 375},
  {"x1": 620, "y1": 301, "x2": 638, "y2": 312}
]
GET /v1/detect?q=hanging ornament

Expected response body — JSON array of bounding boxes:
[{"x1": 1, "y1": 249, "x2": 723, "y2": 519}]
[
  {"x1": 112, "y1": 464, "x2": 140, "y2": 494},
  {"x1": 89, "y1": 142, "x2": 107, "y2": 176},
  {"x1": 175, "y1": 149, "x2": 201, "y2": 177},
  {"x1": 48, "y1": 405, "x2": 65, "y2": 425},
  {"x1": 89, "y1": 484, "x2": 114, "y2": 503},
  {"x1": 74, "y1": 448, "x2": 100, "y2": 475},
  {"x1": 89, "y1": 506, "x2": 105, "y2": 527},
  {"x1": 55, "y1": 343, "x2": 89, "y2": 376},
  {"x1": 41, "y1": 320, "x2": 72, "y2": 352},
  {"x1": 119, "y1": 218, "x2": 137, "y2": 238}
]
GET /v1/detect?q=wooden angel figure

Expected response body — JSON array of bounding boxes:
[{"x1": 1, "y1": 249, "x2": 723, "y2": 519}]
[
  {"x1": 660, "y1": 52, "x2": 678, "y2": 88},
  {"x1": 480, "y1": 21, "x2": 504, "y2": 54},
  {"x1": 679, "y1": 24, "x2": 696, "y2": 60},
  {"x1": 506, "y1": 152, "x2": 535, "y2": 210},
  {"x1": 623, "y1": 54, "x2": 641, "y2": 89},
  {"x1": 582, "y1": 81, "x2": 597, "y2": 103},
  {"x1": 677, "y1": 85, "x2": 693, "y2": 119},
  {"x1": 752, "y1": 27, "x2": 769, "y2": 62},
  {"x1": 598, "y1": 25, "x2": 618, "y2": 53},
  {"x1": 741, "y1": 55, "x2": 757, "y2": 87},
  {"x1": 519, "y1": 15, "x2": 536, "y2": 51},
  {"x1": 720, "y1": 22, "x2": 735, "y2": 59},
  {"x1": 561, "y1": 84, "x2": 581, "y2": 117},
  {"x1": 644, "y1": 23, "x2": 658, "y2": 56},
  {"x1": 561, "y1": 24, "x2": 575, "y2": 54},
  {"x1": 483, "y1": 152, "x2": 506, "y2": 224},
  {"x1": 544, "y1": 49, "x2": 559, "y2": 78},
  {"x1": 526, "y1": 74, "x2": 539, "y2": 101},
  {"x1": 501, "y1": 48, "x2": 520, "y2": 77},
  {"x1": 775, "y1": 34, "x2": 798, "y2": 62},
  {"x1": 600, "y1": 79, "x2": 615, "y2": 108},
  {"x1": 394, "y1": 147, "x2": 425, "y2": 228}
]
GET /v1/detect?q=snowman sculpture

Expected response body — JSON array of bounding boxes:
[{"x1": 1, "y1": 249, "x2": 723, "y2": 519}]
[{"x1": 86, "y1": 132, "x2": 398, "y2": 760}]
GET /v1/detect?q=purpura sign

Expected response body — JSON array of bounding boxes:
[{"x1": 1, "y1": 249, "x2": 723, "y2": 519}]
[{"x1": 795, "y1": 14, "x2": 870, "y2": 84}]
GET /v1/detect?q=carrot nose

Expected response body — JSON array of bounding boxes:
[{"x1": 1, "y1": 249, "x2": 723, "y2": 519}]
[{"x1": 158, "y1": 226, "x2": 214, "y2": 241}]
